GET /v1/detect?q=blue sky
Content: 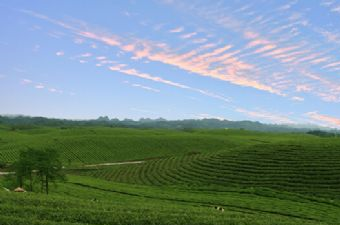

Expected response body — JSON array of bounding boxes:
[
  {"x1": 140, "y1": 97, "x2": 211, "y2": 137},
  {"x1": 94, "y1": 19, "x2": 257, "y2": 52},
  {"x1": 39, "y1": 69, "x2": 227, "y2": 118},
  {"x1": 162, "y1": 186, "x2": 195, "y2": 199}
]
[{"x1": 1, "y1": 0, "x2": 340, "y2": 128}]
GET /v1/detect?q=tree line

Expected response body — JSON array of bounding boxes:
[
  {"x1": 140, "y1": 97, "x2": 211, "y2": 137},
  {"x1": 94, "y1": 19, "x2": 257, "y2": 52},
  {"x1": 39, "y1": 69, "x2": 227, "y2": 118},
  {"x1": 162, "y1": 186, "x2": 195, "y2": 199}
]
[{"x1": 1, "y1": 115, "x2": 338, "y2": 133}]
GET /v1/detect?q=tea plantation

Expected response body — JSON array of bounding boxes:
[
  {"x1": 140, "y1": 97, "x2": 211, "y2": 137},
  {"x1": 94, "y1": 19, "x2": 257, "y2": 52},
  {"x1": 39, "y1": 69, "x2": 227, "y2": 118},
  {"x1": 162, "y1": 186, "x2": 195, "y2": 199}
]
[{"x1": 1, "y1": 126, "x2": 340, "y2": 224}]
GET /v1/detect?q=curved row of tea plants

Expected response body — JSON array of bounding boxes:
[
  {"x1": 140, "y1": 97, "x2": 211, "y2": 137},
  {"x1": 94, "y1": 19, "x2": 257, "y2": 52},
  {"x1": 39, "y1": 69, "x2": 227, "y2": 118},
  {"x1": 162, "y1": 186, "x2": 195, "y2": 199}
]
[
  {"x1": 0, "y1": 127, "x2": 277, "y2": 164},
  {"x1": 84, "y1": 142, "x2": 340, "y2": 199},
  {"x1": 1, "y1": 175, "x2": 339, "y2": 225}
]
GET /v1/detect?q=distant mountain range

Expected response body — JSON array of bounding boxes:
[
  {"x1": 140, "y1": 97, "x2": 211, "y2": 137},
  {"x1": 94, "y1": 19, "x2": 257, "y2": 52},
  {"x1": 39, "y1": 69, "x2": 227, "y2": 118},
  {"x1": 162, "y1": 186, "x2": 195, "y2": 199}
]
[{"x1": 0, "y1": 115, "x2": 338, "y2": 134}]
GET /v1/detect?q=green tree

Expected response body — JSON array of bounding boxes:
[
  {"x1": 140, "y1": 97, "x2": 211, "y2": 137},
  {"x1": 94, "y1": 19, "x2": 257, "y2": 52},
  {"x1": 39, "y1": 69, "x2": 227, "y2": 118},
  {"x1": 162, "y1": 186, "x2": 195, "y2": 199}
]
[
  {"x1": 13, "y1": 149, "x2": 36, "y2": 191},
  {"x1": 35, "y1": 149, "x2": 65, "y2": 194},
  {"x1": 13, "y1": 148, "x2": 65, "y2": 194}
]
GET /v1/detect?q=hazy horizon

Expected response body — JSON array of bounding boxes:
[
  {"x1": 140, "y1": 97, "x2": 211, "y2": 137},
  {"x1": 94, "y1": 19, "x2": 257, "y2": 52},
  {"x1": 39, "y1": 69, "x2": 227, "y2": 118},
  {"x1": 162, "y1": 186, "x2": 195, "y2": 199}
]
[{"x1": 2, "y1": 113, "x2": 337, "y2": 132}]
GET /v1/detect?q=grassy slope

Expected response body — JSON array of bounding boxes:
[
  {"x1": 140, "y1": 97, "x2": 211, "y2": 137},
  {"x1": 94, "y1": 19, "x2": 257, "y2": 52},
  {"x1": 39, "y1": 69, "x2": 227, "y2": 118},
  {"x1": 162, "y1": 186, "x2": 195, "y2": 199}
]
[
  {"x1": 1, "y1": 175, "x2": 339, "y2": 225},
  {"x1": 0, "y1": 126, "x2": 305, "y2": 164},
  {"x1": 1, "y1": 126, "x2": 340, "y2": 224},
  {"x1": 82, "y1": 141, "x2": 340, "y2": 198}
]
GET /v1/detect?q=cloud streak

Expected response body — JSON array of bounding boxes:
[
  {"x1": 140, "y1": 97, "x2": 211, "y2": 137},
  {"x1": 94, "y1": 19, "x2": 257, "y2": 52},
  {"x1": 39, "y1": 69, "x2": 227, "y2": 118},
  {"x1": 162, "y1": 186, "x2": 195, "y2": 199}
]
[
  {"x1": 20, "y1": 78, "x2": 72, "y2": 95},
  {"x1": 22, "y1": 7, "x2": 340, "y2": 104},
  {"x1": 131, "y1": 83, "x2": 160, "y2": 93},
  {"x1": 306, "y1": 112, "x2": 340, "y2": 128},
  {"x1": 23, "y1": 10, "x2": 282, "y2": 96},
  {"x1": 79, "y1": 30, "x2": 281, "y2": 95},
  {"x1": 158, "y1": 1, "x2": 340, "y2": 102},
  {"x1": 169, "y1": 27, "x2": 184, "y2": 33},
  {"x1": 124, "y1": 81, "x2": 161, "y2": 93},
  {"x1": 109, "y1": 63, "x2": 230, "y2": 103}
]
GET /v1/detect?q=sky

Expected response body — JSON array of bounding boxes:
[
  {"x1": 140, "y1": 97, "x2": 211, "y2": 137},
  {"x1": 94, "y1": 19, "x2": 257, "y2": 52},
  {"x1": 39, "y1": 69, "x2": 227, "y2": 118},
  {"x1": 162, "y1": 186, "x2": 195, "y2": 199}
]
[{"x1": 1, "y1": 0, "x2": 340, "y2": 128}]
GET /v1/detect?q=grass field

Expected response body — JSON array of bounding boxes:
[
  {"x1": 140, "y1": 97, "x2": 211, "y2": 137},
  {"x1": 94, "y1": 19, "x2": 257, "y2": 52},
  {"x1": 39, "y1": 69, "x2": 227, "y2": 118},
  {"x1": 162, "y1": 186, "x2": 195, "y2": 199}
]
[
  {"x1": 82, "y1": 142, "x2": 340, "y2": 198},
  {"x1": 1, "y1": 126, "x2": 340, "y2": 224},
  {"x1": 0, "y1": 126, "x2": 327, "y2": 164},
  {"x1": 0, "y1": 127, "x2": 251, "y2": 163}
]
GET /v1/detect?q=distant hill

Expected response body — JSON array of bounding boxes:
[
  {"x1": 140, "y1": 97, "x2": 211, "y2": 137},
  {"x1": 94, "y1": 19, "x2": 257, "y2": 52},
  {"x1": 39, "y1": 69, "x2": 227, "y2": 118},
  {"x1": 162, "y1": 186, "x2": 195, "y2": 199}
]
[{"x1": 0, "y1": 115, "x2": 338, "y2": 133}]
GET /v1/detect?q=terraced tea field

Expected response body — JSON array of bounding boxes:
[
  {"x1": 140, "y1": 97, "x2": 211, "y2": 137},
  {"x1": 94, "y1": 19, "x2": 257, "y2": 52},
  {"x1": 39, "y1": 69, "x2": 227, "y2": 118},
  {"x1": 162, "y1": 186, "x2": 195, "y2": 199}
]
[
  {"x1": 1, "y1": 126, "x2": 340, "y2": 224},
  {"x1": 2, "y1": 175, "x2": 340, "y2": 225},
  {"x1": 83, "y1": 142, "x2": 340, "y2": 199},
  {"x1": 0, "y1": 127, "x2": 301, "y2": 164}
]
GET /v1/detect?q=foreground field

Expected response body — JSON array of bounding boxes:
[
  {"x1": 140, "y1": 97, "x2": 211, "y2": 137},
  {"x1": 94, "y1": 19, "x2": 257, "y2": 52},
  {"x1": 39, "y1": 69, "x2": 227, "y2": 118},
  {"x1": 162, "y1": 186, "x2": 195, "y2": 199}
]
[
  {"x1": 1, "y1": 175, "x2": 340, "y2": 225},
  {"x1": 1, "y1": 126, "x2": 340, "y2": 224}
]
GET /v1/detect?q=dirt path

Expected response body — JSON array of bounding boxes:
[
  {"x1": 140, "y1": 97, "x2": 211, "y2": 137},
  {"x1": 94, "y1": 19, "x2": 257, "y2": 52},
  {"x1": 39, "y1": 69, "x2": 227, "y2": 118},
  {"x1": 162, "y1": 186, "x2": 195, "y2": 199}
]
[
  {"x1": 0, "y1": 161, "x2": 144, "y2": 175},
  {"x1": 0, "y1": 171, "x2": 15, "y2": 176},
  {"x1": 84, "y1": 161, "x2": 144, "y2": 167}
]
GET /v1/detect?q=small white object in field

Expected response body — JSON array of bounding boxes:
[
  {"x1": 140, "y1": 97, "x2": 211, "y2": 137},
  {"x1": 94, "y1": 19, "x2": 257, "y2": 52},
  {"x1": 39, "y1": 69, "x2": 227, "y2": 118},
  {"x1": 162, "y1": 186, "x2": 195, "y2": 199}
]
[
  {"x1": 214, "y1": 206, "x2": 225, "y2": 212},
  {"x1": 14, "y1": 187, "x2": 26, "y2": 192}
]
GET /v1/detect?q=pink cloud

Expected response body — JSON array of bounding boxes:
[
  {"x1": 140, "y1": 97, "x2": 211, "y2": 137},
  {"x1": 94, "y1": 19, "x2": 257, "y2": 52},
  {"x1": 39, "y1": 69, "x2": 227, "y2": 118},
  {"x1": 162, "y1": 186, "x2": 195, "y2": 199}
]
[
  {"x1": 20, "y1": 78, "x2": 67, "y2": 95},
  {"x1": 236, "y1": 107, "x2": 295, "y2": 124},
  {"x1": 306, "y1": 112, "x2": 340, "y2": 128},
  {"x1": 180, "y1": 32, "x2": 197, "y2": 39},
  {"x1": 109, "y1": 63, "x2": 230, "y2": 103},
  {"x1": 153, "y1": 2, "x2": 340, "y2": 103},
  {"x1": 293, "y1": 53, "x2": 320, "y2": 64},
  {"x1": 22, "y1": 11, "x2": 302, "y2": 97},
  {"x1": 243, "y1": 31, "x2": 259, "y2": 39},
  {"x1": 77, "y1": 31, "x2": 121, "y2": 47},
  {"x1": 310, "y1": 56, "x2": 330, "y2": 65},
  {"x1": 24, "y1": 8, "x2": 340, "y2": 105},
  {"x1": 169, "y1": 27, "x2": 184, "y2": 33},
  {"x1": 296, "y1": 84, "x2": 312, "y2": 92},
  {"x1": 247, "y1": 38, "x2": 270, "y2": 48},
  {"x1": 262, "y1": 45, "x2": 300, "y2": 58},
  {"x1": 109, "y1": 37, "x2": 277, "y2": 94},
  {"x1": 121, "y1": 44, "x2": 135, "y2": 52},
  {"x1": 323, "y1": 61, "x2": 340, "y2": 69},
  {"x1": 253, "y1": 44, "x2": 276, "y2": 54}
]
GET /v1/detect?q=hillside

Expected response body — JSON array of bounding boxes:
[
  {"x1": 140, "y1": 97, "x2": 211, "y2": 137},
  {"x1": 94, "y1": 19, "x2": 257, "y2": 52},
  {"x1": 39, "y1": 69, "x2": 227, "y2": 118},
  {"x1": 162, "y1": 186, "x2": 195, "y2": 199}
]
[
  {"x1": 1, "y1": 126, "x2": 335, "y2": 165},
  {"x1": 1, "y1": 126, "x2": 340, "y2": 224},
  {"x1": 82, "y1": 141, "x2": 340, "y2": 199}
]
